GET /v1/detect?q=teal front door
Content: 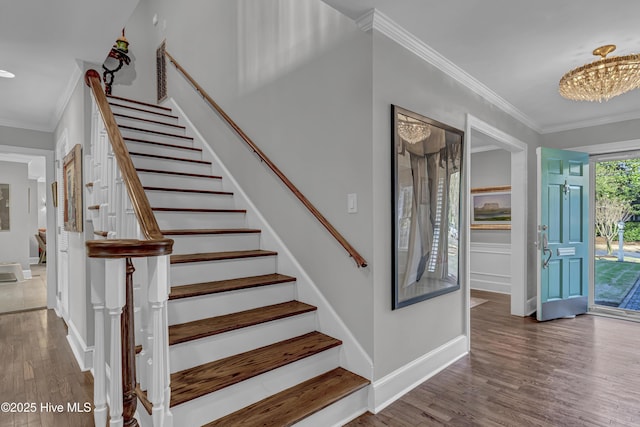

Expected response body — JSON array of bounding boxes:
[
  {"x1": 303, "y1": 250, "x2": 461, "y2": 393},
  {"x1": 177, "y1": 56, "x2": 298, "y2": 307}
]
[{"x1": 537, "y1": 147, "x2": 589, "y2": 321}]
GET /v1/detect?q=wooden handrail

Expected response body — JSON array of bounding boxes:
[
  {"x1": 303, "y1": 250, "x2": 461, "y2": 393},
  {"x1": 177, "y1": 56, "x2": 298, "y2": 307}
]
[
  {"x1": 84, "y1": 69, "x2": 166, "y2": 242},
  {"x1": 164, "y1": 51, "x2": 368, "y2": 268}
]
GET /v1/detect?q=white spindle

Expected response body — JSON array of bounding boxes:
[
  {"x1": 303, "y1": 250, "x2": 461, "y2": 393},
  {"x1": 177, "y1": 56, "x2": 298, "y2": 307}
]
[
  {"x1": 105, "y1": 258, "x2": 126, "y2": 427},
  {"x1": 90, "y1": 258, "x2": 108, "y2": 426}
]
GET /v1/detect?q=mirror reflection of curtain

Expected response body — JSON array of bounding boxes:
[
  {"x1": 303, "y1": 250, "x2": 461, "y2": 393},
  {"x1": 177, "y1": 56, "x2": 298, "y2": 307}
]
[{"x1": 401, "y1": 126, "x2": 460, "y2": 289}]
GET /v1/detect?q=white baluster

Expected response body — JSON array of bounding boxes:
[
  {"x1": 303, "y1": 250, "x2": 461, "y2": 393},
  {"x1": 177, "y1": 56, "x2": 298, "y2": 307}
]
[
  {"x1": 90, "y1": 258, "x2": 108, "y2": 426},
  {"x1": 105, "y1": 258, "x2": 126, "y2": 427},
  {"x1": 147, "y1": 255, "x2": 171, "y2": 427}
]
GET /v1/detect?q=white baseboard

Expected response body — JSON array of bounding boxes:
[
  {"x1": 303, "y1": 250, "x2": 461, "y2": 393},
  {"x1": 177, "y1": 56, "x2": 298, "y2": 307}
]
[
  {"x1": 526, "y1": 296, "x2": 537, "y2": 316},
  {"x1": 470, "y1": 279, "x2": 510, "y2": 294},
  {"x1": 29, "y1": 257, "x2": 39, "y2": 265},
  {"x1": 22, "y1": 269, "x2": 32, "y2": 280},
  {"x1": 370, "y1": 335, "x2": 468, "y2": 413},
  {"x1": 66, "y1": 320, "x2": 94, "y2": 372}
]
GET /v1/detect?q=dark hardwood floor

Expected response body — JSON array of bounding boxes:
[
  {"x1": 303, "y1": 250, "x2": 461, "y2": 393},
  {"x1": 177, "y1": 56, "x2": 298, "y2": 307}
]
[
  {"x1": 348, "y1": 290, "x2": 640, "y2": 427},
  {"x1": 0, "y1": 309, "x2": 94, "y2": 427},
  {"x1": 2, "y1": 292, "x2": 640, "y2": 426}
]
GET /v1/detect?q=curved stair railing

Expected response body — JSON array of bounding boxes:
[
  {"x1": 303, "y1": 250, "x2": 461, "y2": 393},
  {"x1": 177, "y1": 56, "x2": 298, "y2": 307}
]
[
  {"x1": 164, "y1": 50, "x2": 368, "y2": 268},
  {"x1": 84, "y1": 70, "x2": 174, "y2": 427}
]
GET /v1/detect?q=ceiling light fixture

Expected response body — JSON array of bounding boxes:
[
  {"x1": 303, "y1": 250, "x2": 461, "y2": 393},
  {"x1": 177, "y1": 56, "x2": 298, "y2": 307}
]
[
  {"x1": 0, "y1": 70, "x2": 15, "y2": 79},
  {"x1": 398, "y1": 116, "x2": 431, "y2": 144},
  {"x1": 559, "y1": 44, "x2": 640, "y2": 102}
]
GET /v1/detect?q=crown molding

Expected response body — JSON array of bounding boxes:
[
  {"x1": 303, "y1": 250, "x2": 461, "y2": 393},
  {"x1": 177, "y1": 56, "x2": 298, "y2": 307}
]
[
  {"x1": 51, "y1": 64, "x2": 83, "y2": 132},
  {"x1": 541, "y1": 109, "x2": 640, "y2": 134},
  {"x1": 357, "y1": 9, "x2": 543, "y2": 134},
  {"x1": 0, "y1": 118, "x2": 52, "y2": 133}
]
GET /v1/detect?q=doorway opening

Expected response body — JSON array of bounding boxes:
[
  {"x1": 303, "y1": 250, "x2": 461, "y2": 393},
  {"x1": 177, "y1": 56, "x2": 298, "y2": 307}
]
[
  {"x1": 592, "y1": 151, "x2": 640, "y2": 315},
  {"x1": 465, "y1": 115, "x2": 529, "y2": 347}
]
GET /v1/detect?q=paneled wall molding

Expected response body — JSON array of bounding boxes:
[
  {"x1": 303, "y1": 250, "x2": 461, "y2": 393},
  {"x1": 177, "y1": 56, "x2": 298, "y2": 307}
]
[
  {"x1": 470, "y1": 242, "x2": 512, "y2": 294},
  {"x1": 356, "y1": 9, "x2": 540, "y2": 133}
]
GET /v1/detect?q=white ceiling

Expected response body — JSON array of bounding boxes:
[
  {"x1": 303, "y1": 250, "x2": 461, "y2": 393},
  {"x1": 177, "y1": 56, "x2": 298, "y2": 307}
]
[
  {"x1": 0, "y1": 0, "x2": 139, "y2": 132},
  {"x1": 2, "y1": 1, "x2": 640, "y2": 135},
  {"x1": 323, "y1": 0, "x2": 640, "y2": 134}
]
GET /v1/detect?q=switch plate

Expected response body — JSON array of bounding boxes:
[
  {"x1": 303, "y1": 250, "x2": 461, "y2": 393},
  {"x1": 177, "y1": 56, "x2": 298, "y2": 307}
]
[{"x1": 347, "y1": 193, "x2": 357, "y2": 214}]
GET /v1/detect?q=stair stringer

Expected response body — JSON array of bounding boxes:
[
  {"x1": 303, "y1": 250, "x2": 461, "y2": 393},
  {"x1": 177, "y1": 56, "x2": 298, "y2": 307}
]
[{"x1": 167, "y1": 98, "x2": 374, "y2": 386}]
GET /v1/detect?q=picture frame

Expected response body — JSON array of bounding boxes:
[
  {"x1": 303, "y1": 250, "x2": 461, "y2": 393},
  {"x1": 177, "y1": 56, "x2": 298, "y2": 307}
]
[
  {"x1": 63, "y1": 144, "x2": 83, "y2": 232},
  {"x1": 0, "y1": 183, "x2": 9, "y2": 231},
  {"x1": 470, "y1": 186, "x2": 511, "y2": 230},
  {"x1": 392, "y1": 105, "x2": 464, "y2": 309}
]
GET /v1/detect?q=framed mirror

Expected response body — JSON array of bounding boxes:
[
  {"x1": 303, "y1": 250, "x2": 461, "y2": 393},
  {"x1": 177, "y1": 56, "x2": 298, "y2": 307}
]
[{"x1": 392, "y1": 105, "x2": 464, "y2": 309}]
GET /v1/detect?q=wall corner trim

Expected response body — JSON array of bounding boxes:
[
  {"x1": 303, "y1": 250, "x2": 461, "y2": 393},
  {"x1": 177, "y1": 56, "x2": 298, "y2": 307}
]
[
  {"x1": 66, "y1": 320, "x2": 93, "y2": 372},
  {"x1": 369, "y1": 335, "x2": 468, "y2": 413},
  {"x1": 357, "y1": 9, "x2": 541, "y2": 133}
]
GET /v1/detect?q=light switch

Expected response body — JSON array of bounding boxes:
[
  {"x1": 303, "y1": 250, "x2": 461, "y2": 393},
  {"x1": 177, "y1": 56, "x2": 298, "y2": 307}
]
[{"x1": 347, "y1": 193, "x2": 357, "y2": 214}]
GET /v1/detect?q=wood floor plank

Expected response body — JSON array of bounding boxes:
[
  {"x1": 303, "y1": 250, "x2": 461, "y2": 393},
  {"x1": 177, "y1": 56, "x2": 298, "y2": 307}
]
[
  {"x1": 168, "y1": 301, "x2": 316, "y2": 345},
  {"x1": 204, "y1": 367, "x2": 369, "y2": 426},
  {"x1": 169, "y1": 273, "x2": 295, "y2": 300},
  {"x1": 162, "y1": 228, "x2": 261, "y2": 236},
  {"x1": 0, "y1": 309, "x2": 93, "y2": 427},
  {"x1": 348, "y1": 290, "x2": 640, "y2": 427},
  {"x1": 169, "y1": 331, "x2": 341, "y2": 407}
]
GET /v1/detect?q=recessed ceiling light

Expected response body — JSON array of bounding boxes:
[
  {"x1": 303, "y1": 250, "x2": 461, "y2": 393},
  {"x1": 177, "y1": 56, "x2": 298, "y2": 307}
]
[{"x1": 0, "y1": 70, "x2": 15, "y2": 79}]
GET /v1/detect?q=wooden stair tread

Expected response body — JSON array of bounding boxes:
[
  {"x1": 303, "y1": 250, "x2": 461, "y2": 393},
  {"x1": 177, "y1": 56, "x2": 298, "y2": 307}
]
[
  {"x1": 152, "y1": 207, "x2": 245, "y2": 213},
  {"x1": 114, "y1": 112, "x2": 185, "y2": 129},
  {"x1": 169, "y1": 273, "x2": 295, "y2": 300},
  {"x1": 144, "y1": 186, "x2": 232, "y2": 195},
  {"x1": 169, "y1": 332, "x2": 342, "y2": 407},
  {"x1": 162, "y1": 228, "x2": 260, "y2": 236},
  {"x1": 119, "y1": 125, "x2": 193, "y2": 140},
  {"x1": 168, "y1": 301, "x2": 316, "y2": 345},
  {"x1": 124, "y1": 137, "x2": 202, "y2": 152},
  {"x1": 136, "y1": 168, "x2": 222, "y2": 179},
  {"x1": 107, "y1": 94, "x2": 172, "y2": 111},
  {"x1": 170, "y1": 249, "x2": 276, "y2": 264},
  {"x1": 204, "y1": 368, "x2": 369, "y2": 427},
  {"x1": 109, "y1": 102, "x2": 179, "y2": 119},
  {"x1": 129, "y1": 151, "x2": 211, "y2": 165}
]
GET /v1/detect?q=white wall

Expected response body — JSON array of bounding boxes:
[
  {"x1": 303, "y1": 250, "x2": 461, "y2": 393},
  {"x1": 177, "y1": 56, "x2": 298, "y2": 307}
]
[
  {"x1": 0, "y1": 161, "x2": 30, "y2": 271},
  {"x1": 53, "y1": 70, "x2": 95, "y2": 358},
  {"x1": 371, "y1": 31, "x2": 538, "y2": 379},
  {"x1": 0, "y1": 125, "x2": 53, "y2": 151}
]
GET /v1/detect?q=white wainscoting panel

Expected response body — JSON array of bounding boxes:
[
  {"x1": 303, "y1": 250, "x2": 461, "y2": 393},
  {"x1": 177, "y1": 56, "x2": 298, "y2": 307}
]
[{"x1": 470, "y1": 242, "x2": 511, "y2": 294}]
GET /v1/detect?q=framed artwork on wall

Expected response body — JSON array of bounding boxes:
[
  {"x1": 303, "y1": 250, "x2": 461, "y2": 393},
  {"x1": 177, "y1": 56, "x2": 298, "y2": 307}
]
[
  {"x1": 0, "y1": 184, "x2": 9, "y2": 231},
  {"x1": 470, "y1": 186, "x2": 511, "y2": 230},
  {"x1": 63, "y1": 144, "x2": 83, "y2": 232},
  {"x1": 392, "y1": 105, "x2": 464, "y2": 309}
]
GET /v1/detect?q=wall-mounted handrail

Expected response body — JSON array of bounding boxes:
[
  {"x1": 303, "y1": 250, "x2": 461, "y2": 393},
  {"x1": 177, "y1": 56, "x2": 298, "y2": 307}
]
[
  {"x1": 164, "y1": 50, "x2": 368, "y2": 268},
  {"x1": 84, "y1": 69, "x2": 167, "y2": 242}
]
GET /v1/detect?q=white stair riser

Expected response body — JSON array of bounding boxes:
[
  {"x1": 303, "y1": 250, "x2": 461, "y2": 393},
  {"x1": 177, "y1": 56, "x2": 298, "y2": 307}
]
[
  {"x1": 125, "y1": 140, "x2": 202, "y2": 160},
  {"x1": 170, "y1": 233, "x2": 260, "y2": 255},
  {"x1": 138, "y1": 172, "x2": 224, "y2": 192},
  {"x1": 146, "y1": 191, "x2": 236, "y2": 210},
  {"x1": 107, "y1": 98, "x2": 171, "y2": 115},
  {"x1": 170, "y1": 348, "x2": 341, "y2": 426},
  {"x1": 110, "y1": 104, "x2": 179, "y2": 125},
  {"x1": 168, "y1": 282, "x2": 296, "y2": 325},
  {"x1": 131, "y1": 156, "x2": 211, "y2": 175},
  {"x1": 169, "y1": 313, "x2": 316, "y2": 372},
  {"x1": 294, "y1": 387, "x2": 369, "y2": 427},
  {"x1": 154, "y1": 211, "x2": 246, "y2": 230},
  {"x1": 120, "y1": 128, "x2": 194, "y2": 147},
  {"x1": 115, "y1": 116, "x2": 186, "y2": 135},
  {"x1": 170, "y1": 256, "x2": 276, "y2": 286}
]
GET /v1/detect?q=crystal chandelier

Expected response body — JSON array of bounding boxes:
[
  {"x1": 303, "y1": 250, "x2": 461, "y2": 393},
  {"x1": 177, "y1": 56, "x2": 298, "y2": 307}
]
[
  {"x1": 559, "y1": 45, "x2": 640, "y2": 102},
  {"x1": 398, "y1": 116, "x2": 431, "y2": 144}
]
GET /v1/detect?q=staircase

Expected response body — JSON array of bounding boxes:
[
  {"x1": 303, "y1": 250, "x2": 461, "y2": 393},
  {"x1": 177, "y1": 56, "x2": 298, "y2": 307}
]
[{"x1": 95, "y1": 95, "x2": 369, "y2": 426}]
